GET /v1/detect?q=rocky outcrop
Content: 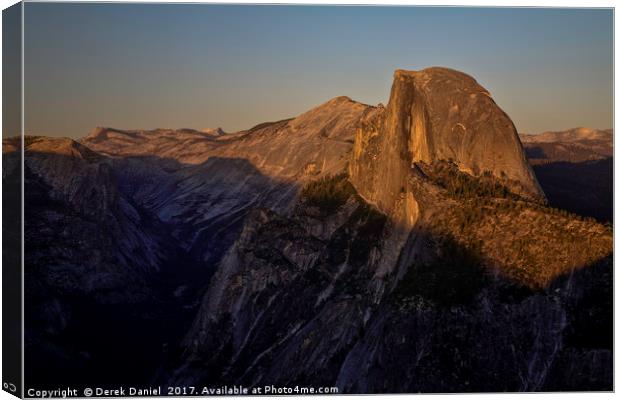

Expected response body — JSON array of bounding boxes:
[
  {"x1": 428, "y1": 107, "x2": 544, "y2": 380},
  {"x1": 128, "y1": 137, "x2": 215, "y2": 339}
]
[
  {"x1": 14, "y1": 67, "x2": 613, "y2": 392},
  {"x1": 167, "y1": 183, "x2": 392, "y2": 387},
  {"x1": 167, "y1": 68, "x2": 611, "y2": 392},
  {"x1": 350, "y1": 68, "x2": 545, "y2": 229},
  {"x1": 170, "y1": 172, "x2": 612, "y2": 391}
]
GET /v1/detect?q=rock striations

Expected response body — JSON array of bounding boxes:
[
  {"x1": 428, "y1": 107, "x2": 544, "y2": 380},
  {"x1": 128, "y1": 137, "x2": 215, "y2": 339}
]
[
  {"x1": 8, "y1": 67, "x2": 613, "y2": 392},
  {"x1": 350, "y1": 68, "x2": 544, "y2": 228}
]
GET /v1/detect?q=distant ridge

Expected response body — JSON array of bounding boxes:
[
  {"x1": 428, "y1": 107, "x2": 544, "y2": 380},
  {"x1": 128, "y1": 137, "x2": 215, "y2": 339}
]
[
  {"x1": 520, "y1": 127, "x2": 612, "y2": 144},
  {"x1": 519, "y1": 127, "x2": 613, "y2": 165},
  {"x1": 7, "y1": 66, "x2": 613, "y2": 392}
]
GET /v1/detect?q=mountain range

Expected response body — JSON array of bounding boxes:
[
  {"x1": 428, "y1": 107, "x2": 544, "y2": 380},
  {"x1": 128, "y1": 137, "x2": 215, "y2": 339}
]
[
  {"x1": 519, "y1": 128, "x2": 613, "y2": 222},
  {"x1": 5, "y1": 67, "x2": 612, "y2": 392}
]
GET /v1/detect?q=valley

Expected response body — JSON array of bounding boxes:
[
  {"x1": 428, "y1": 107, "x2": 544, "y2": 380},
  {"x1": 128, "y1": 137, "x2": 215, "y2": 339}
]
[{"x1": 7, "y1": 67, "x2": 613, "y2": 393}]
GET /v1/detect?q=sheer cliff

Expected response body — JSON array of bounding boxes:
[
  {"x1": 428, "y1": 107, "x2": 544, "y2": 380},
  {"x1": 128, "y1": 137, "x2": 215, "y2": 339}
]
[
  {"x1": 350, "y1": 68, "x2": 544, "y2": 227},
  {"x1": 168, "y1": 69, "x2": 610, "y2": 391},
  {"x1": 11, "y1": 67, "x2": 613, "y2": 392}
]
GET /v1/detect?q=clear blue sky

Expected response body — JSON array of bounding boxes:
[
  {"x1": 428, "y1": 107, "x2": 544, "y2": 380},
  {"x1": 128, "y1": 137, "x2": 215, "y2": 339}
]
[{"x1": 22, "y1": 4, "x2": 613, "y2": 137}]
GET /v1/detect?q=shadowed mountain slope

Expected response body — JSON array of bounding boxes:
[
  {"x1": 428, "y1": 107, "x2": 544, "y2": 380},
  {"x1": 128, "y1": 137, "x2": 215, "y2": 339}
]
[
  {"x1": 520, "y1": 128, "x2": 613, "y2": 222},
  {"x1": 168, "y1": 68, "x2": 611, "y2": 391},
  {"x1": 8, "y1": 67, "x2": 613, "y2": 392},
  {"x1": 520, "y1": 127, "x2": 612, "y2": 165}
]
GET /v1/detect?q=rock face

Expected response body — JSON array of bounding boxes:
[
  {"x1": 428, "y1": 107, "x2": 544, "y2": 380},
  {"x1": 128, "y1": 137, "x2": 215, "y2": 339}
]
[
  {"x1": 350, "y1": 68, "x2": 544, "y2": 227},
  {"x1": 11, "y1": 137, "x2": 206, "y2": 385},
  {"x1": 166, "y1": 71, "x2": 610, "y2": 392},
  {"x1": 82, "y1": 96, "x2": 367, "y2": 179},
  {"x1": 10, "y1": 67, "x2": 613, "y2": 392},
  {"x1": 15, "y1": 97, "x2": 371, "y2": 388},
  {"x1": 79, "y1": 97, "x2": 369, "y2": 267},
  {"x1": 170, "y1": 171, "x2": 611, "y2": 391}
]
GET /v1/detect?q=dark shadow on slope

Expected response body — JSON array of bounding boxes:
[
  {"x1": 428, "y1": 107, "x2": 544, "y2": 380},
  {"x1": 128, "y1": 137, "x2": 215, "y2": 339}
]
[
  {"x1": 531, "y1": 157, "x2": 612, "y2": 223},
  {"x1": 160, "y1": 191, "x2": 389, "y2": 389},
  {"x1": 543, "y1": 256, "x2": 612, "y2": 391},
  {"x1": 110, "y1": 154, "x2": 300, "y2": 268},
  {"x1": 162, "y1": 172, "x2": 612, "y2": 392},
  {"x1": 523, "y1": 141, "x2": 613, "y2": 165},
  {"x1": 362, "y1": 255, "x2": 612, "y2": 393},
  {"x1": 14, "y1": 148, "x2": 298, "y2": 391},
  {"x1": 393, "y1": 235, "x2": 487, "y2": 307},
  {"x1": 548, "y1": 256, "x2": 613, "y2": 350},
  {"x1": 22, "y1": 162, "x2": 196, "y2": 389},
  {"x1": 14, "y1": 143, "x2": 613, "y2": 393},
  {"x1": 523, "y1": 146, "x2": 548, "y2": 160},
  {"x1": 361, "y1": 221, "x2": 612, "y2": 393}
]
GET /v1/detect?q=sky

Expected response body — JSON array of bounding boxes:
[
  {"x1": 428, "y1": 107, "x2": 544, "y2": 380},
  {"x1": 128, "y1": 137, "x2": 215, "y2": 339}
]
[{"x1": 19, "y1": 4, "x2": 613, "y2": 138}]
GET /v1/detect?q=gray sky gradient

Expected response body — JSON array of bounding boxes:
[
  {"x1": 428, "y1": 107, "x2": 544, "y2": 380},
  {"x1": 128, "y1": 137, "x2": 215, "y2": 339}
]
[{"x1": 21, "y1": 4, "x2": 613, "y2": 138}]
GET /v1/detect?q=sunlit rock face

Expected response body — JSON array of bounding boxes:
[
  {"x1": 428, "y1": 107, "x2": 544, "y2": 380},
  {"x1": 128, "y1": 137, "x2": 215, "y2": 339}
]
[
  {"x1": 79, "y1": 97, "x2": 371, "y2": 266},
  {"x1": 11, "y1": 67, "x2": 612, "y2": 392},
  {"x1": 350, "y1": 67, "x2": 545, "y2": 228},
  {"x1": 168, "y1": 69, "x2": 611, "y2": 392},
  {"x1": 81, "y1": 96, "x2": 368, "y2": 181}
]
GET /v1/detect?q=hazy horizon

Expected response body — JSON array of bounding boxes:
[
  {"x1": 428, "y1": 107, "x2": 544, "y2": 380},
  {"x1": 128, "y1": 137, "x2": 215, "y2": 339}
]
[{"x1": 16, "y1": 4, "x2": 614, "y2": 138}]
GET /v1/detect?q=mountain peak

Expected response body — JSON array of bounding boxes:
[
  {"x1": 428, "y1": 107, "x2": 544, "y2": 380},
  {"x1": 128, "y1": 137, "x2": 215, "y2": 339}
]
[
  {"x1": 396, "y1": 66, "x2": 475, "y2": 78},
  {"x1": 302, "y1": 95, "x2": 364, "y2": 113},
  {"x1": 394, "y1": 67, "x2": 486, "y2": 92},
  {"x1": 350, "y1": 67, "x2": 545, "y2": 228},
  {"x1": 326, "y1": 95, "x2": 355, "y2": 104}
]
